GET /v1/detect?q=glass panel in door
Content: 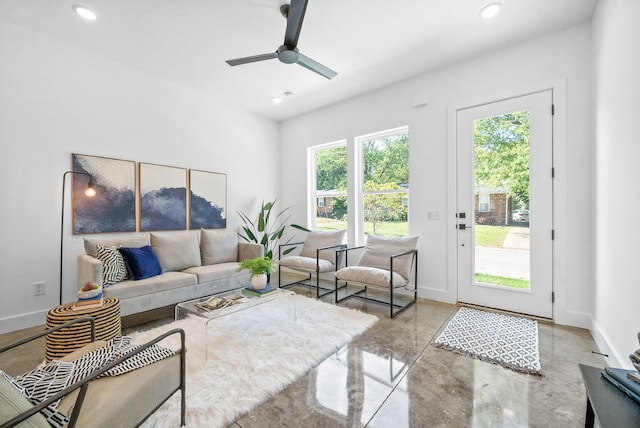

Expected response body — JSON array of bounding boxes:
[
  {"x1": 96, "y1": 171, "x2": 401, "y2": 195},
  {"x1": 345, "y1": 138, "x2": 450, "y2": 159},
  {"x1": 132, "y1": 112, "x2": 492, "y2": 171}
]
[{"x1": 474, "y1": 112, "x2": 531, "y2": 290}]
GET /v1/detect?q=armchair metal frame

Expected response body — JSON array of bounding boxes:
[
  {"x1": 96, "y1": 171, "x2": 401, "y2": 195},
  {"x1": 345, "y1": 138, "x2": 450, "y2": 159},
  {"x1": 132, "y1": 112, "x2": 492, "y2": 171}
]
[
  {"x1": 1, "y1": 317, "x2": 186, "y2": 428},
  {"x1": 335, "y1": 247, "x2": 418, "y2": 318},
  {"x1": 278, "y1": 242, "x2": 347, "y2": 298}
]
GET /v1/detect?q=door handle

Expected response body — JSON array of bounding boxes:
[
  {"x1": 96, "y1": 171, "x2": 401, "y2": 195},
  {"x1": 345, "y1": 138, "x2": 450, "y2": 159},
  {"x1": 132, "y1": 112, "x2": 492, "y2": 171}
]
[{"x1": 457, "y1": 224, "x2": 471, "y2": 230}]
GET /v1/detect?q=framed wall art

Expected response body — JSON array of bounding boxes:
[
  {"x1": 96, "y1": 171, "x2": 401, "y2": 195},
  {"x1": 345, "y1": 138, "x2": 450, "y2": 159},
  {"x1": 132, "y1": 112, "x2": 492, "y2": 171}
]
[
  {"x1": 72, "y1": 154, "x2": 136, "y2": 234},
  {"x1": 189, "y1": 169, "x2": 227, "y2": 229},
  {"x1": 139, "y1": 163, "x2": 187, "y2": 231}
]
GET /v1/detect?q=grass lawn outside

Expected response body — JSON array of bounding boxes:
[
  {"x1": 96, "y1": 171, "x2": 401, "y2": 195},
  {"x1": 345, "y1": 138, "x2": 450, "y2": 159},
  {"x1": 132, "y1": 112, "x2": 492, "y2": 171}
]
[
  {"x1": 475, "y1": 273, "x2": 530, "y2": 289},
  {"x1": 474, "y1": 224, "x2": 509, "y2": 247}
]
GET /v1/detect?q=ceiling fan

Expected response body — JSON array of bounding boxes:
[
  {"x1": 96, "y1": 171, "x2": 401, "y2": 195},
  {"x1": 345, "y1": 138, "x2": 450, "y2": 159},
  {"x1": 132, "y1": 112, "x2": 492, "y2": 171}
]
[{"x1": 225, "y1": 0, "x2": 337, "y2": 79}]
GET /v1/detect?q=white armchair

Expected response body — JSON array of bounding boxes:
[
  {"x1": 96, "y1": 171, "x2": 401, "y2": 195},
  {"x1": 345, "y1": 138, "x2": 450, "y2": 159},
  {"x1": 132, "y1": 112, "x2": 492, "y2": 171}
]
[
  {"x1": 334, "y1": 234, "x2": 418, "y2": 318},
  {"x1": 278, "y1": 230, "x2": 346, "y2": 298}
]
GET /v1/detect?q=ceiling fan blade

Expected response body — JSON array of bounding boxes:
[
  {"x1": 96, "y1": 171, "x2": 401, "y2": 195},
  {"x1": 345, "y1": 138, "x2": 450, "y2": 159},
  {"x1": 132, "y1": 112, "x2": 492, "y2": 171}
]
[
  {"x1": 226, "y1": 52, "x2": 278, "y2": 66},
  {"x1": 284, "y1": 0, "x2": 308, "y2": 47},
  {"x1": 296, "y1": 53, "x2": 337, "y2": 79}
]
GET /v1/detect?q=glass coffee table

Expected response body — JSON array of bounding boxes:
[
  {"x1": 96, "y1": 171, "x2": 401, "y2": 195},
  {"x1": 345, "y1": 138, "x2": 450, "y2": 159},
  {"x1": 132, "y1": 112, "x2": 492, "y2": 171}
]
[
  {"x1": 174, "y1": 287, "x2": 294, "y2": 322},
  {"x1": 175, "y1": 287, "x2": 296, "y2": 358}
]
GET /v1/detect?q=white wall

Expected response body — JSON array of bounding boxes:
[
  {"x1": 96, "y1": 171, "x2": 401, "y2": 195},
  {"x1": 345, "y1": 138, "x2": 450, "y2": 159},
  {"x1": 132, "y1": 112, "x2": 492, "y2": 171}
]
[
  {"x1": 592, "y1": 0, "x2": 640, "y2": 368},
  {"x1": 0, "y1": 20, "x2": 280, "y2": 333},
  {"x1": 280, "y1": 23, "x2": 594, "y2": 328}
]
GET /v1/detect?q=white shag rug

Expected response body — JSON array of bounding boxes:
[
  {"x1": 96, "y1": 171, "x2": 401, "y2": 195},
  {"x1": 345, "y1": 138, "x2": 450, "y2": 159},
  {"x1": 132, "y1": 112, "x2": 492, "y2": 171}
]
[{"x1": 131, "y1": 293, "x2": 378, "y2": 427}]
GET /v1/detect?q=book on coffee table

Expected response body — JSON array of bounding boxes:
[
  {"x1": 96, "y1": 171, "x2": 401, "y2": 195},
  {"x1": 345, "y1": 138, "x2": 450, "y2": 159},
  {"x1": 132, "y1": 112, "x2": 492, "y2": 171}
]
[
  {"x1": 242, "y1": 284, "x2": 279, "y2": 297},
  {"x1": 72, "y1": 292, "x2": 104, "y2": 310}
]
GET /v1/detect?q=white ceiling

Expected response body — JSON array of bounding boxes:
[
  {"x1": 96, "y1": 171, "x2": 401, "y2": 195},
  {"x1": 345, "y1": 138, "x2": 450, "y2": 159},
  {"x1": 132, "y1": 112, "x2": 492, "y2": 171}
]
[{"x1": 0, "y1": 0, "x2": 597, "y2": 122}]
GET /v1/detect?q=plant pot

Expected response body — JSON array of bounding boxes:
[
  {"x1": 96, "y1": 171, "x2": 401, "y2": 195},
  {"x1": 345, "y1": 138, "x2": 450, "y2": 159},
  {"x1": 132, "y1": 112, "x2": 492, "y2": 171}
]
[{"x1": 251, "y1": 273, "x2": 268, "y2": 290}]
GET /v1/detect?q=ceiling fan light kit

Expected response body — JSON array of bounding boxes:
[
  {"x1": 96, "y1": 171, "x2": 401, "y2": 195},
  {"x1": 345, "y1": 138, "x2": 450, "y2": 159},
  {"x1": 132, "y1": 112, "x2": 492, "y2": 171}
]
[
  {"x1": 480, "y1": 3, "x2": 502, "y2": 19},
  {"x1": 226, "y1": 0, "x2": 337, "y2": 79},
  {"x1": 72, "y1": 5, "x2": 98, "y2": 21}
]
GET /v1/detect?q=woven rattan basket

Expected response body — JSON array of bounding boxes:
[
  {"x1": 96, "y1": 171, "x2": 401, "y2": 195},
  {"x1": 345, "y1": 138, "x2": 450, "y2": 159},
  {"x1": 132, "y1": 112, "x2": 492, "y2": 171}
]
[{"x1": 45, "y1": 297, "x2": 121, "y2": 361}]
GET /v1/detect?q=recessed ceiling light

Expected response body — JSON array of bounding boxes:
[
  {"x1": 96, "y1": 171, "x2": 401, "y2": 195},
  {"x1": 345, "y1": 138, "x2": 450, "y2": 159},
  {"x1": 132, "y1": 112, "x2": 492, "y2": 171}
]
[
  {"x1": 480, "y1": 3, "x2": 501, "y2": 19},
  {"x1": 73, "y1": 5, "x2": 98, "y2": 21},
  {"x1": 271, "y1": 97, "x2": 283, "y2": 104}
]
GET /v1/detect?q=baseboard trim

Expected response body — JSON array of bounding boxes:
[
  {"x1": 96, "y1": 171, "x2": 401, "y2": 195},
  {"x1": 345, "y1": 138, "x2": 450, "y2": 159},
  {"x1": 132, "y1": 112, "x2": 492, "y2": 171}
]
[
  {"x1": 0, "y1": 310, "x2": 48, "y2": 335},
  {"x1": 418, "y1": 286, "x2": 456, "y2": 304},
  {"x1": 590, "y1": 318, "x2": 625, "y2": 369}
]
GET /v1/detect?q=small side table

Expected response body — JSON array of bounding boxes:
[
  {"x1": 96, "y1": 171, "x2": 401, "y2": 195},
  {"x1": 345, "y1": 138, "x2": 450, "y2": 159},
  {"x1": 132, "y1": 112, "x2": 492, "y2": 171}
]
[
  {"x1": 45, "y1": 297, "x2": 121, "y2": 361},
  {"x1": 580, "y1": 364, "x2": 640, "y2": 427}
]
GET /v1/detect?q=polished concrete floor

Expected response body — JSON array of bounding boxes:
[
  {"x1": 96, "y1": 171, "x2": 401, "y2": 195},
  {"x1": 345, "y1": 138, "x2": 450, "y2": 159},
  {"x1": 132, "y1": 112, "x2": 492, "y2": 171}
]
[
  {"x1": 1, "y1": 279, "x2": 605, "y2": 427},
  {"x1": 233, "y1": 283, "x2": 604, "y2": 428}
]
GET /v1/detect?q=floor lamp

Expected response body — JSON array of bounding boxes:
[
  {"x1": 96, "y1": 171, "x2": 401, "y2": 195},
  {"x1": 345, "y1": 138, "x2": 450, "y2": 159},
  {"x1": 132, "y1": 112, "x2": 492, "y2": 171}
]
[{"x1": 60, "y1": 171, "x2": 96, "y2": 305}]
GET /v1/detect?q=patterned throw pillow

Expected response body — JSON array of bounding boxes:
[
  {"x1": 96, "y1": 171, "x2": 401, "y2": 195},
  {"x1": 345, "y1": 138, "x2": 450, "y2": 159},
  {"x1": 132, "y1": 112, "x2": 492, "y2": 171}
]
[
  {"x1": 1, "y1": 370, "x2": 68, "y2": 428},
  {"x1": 96, "y1": 244, "x2": 128, "y2": 286}
]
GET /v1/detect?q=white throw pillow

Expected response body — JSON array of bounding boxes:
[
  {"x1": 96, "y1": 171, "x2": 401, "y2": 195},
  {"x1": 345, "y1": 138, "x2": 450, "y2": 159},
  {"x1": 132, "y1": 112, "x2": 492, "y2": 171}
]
[
  {"x1": 299, "y1": 230, "x2": 345, "y2": 262},
  {"x1": 357, "y1": 235, "x2": 418, "y2": 280}
]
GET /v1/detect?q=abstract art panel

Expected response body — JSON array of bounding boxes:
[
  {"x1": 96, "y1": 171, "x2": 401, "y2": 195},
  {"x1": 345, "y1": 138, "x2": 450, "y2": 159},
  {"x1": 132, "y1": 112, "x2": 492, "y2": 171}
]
[
  {"x1": 139, "y1": 163, "x2": 187, "y2": 231},
  {"x1": 72, "y1": 154, "x2": 136, "y2": 234},
  {"x1": 189, "y1": 169, "x2": 227, "y2": 229}
]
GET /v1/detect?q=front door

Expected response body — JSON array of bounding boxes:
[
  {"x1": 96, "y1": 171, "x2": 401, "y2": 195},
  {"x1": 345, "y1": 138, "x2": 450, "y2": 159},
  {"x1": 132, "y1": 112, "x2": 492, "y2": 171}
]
[{"x1": 456, "y1": 91, "x2": 553, "y2": 318}]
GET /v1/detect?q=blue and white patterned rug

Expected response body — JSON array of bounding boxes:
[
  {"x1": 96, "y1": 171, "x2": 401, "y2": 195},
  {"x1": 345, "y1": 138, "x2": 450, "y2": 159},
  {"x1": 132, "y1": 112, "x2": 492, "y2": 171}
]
[{"x1": 434, "y1": 306, "x2": 542, "y2": 375}]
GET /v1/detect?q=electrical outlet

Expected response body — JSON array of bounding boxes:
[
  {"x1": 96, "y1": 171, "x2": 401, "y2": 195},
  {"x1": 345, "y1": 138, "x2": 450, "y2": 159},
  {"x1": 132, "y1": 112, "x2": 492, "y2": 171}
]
[{"x1": 33, "y1": 281, "x2": 45, "y2": 296}]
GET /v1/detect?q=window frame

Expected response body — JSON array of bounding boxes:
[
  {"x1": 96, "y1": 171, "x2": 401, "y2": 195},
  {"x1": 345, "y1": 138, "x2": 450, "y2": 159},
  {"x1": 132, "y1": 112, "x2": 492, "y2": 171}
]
[
  {"x1": 307, "y1": 140, "x2": 348, "y2": 231},
  {"x1": 355, "y1": 126, "x2": 410, "y2": 245},
  {"x1": 308, "y1": 126, "x2": 409, "y2": 246}
]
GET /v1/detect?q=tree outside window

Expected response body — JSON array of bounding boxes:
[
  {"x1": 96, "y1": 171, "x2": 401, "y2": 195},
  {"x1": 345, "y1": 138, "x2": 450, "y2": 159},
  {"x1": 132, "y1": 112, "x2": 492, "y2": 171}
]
[
  {"x1": 309, "y1": 127, "x2": 410, "y2": 242},
  {"x1": 311, "y1": 142, "x2": 347, "y2": 231},
  {"x1": 360, "y1": 128, "x2": 409, "y2": 237}
]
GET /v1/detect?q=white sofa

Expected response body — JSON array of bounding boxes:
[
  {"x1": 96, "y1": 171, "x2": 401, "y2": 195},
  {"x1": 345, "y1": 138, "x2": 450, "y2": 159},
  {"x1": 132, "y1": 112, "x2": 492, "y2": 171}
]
[{"x1": 77, "y1": 229, "x2": 262, "y2": 316}]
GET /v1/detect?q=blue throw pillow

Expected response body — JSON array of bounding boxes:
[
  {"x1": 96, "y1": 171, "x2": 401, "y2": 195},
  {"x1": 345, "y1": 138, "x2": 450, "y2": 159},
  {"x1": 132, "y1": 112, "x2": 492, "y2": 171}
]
[{"x1": 118, "y1": 245, "x2": 162, "y2": 280}]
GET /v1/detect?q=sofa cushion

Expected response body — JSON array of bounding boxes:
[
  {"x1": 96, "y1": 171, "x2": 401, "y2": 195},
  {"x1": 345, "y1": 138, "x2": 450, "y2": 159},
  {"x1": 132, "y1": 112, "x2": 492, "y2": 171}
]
[
  {"x1": 119, "y1": 246, "x2": 163, "y2": 280},
  {"x1": 150, "y1": 232, "x2": 201, "y2": 272},
  {"x1": 182, "y1": 262, "x2": 246, "y2": 283},
  {"x1": 0, "y1": 371, "x2": 49, "y2": 428},
  {"x1": 103, "y1": 271, "x2": 197, "y2": 300},
  {"x1": 358, "y1": 235, "x2": 418, "y2": 280},
  {"x1": 84, "y1": 234, "x2": 150, "y2": 258},
  {"x1": 299, "y1": 230, "x2": 345, "y2": 262},
  {"x1": 335, "y1": 266, "x2": 409, "y2": 288},
  {"x1": 95, "y1": 244, "x2": 128, "y2": 286},
  {"x1": 278, "y1": 256, "x2": 336, "y2": 273},
  {"x1": 200, "y1": 229, "x2": 239, "y2": 265}
]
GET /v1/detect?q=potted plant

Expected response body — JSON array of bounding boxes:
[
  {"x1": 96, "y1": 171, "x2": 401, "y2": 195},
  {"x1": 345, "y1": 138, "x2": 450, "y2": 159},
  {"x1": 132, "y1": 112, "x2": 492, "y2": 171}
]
[
  {"x1": 237, "y1": 257, "x2": 275, "y2": 290},
  {"x1": 237, "y1": 199, "x2": 308, "y2": 260}
]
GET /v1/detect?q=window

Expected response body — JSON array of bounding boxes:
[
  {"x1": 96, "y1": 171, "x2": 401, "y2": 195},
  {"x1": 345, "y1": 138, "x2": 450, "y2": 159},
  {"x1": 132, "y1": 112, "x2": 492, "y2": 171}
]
[
  {"x1": 479, "y1": 193, "x2": 490, "y2": 212},
  {"x1": 308, "y1": 127, "x2": 409, "y2": 244},
  {"x1": 357, "y1": 127, "x2": 409, "y2": 240},
  {"x1": 309, "y1": 141, "x2": 347, "y2": 232}
]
